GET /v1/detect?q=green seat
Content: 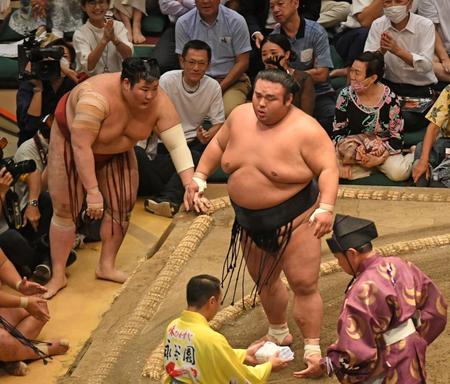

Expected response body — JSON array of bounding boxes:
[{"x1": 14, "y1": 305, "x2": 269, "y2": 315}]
[
  {"x1": 340, "y1": 172, "x2": 411, "y2": 187},
  {"x1": 404, "y1": 129, "x2": 426, "y2": 148},
  {"x1": 0, "y1": 22, "x2": 24, "y2": 43},
  {"x1": 133, "y1": 45, "x2": 154, "y2": 58},
  {"x1": 141, "y1": 14, "x2": 167, "y2": 36},
  {"x1": 330, "y1": 45, "x2": 345, "y2": 69},
  {"x1": 0, "y1": 57, "x2": 19, "y2": 88}
]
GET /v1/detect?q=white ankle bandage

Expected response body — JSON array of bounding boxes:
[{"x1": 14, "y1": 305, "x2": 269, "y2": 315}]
[
  {"x1": 268, "y1": 323, "x2": 290, "y2": 345},
  {"x1": 304, "y1": 343, "x2": 322, "y2": 359}
]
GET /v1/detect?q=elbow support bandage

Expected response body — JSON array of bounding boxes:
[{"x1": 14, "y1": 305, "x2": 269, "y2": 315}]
[{"x1": 160, "y1": 124, "x2": 194, "y2": 173}]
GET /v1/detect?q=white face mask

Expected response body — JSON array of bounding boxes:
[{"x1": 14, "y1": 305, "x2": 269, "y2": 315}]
[{"x1": 384, "y1": 5, "x2": 408, "y2": 24}]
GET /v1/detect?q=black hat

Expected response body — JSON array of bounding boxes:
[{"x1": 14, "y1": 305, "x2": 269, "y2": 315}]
[{"x1": 326, "y1": 214, "x2": 378, "y2": 253}]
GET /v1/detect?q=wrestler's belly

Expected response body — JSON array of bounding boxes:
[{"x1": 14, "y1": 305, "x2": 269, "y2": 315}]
[
  {"x1": 91, "y1": 136, "x2": 138, "y2": 155},
  {"x1": 227, "y1": 166, "x2": 314, "y2": 210}
]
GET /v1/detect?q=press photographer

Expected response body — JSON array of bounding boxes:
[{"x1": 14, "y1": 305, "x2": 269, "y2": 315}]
[{"x1": 16, "y1": 35, "x2": 79, "y2": 146}]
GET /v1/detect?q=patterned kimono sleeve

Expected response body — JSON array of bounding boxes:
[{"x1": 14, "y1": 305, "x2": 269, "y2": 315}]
[
  {"x1": 332, "y1": 87, "x2": 351, "y2": 143},
  {"x1": 384, "y1": 92, "x2": 404, "y2": 153},
  {"x1": 326, "y1": 281, "x2": 393, "y2": 383},
  {"x1": 408, "y1": 262, "x2": 448, "y2": 345}
]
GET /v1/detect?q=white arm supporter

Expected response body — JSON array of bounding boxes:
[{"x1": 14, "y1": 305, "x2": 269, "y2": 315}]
[{"x1": 159, "y1": 124, "x2": 194, "y2": 173}]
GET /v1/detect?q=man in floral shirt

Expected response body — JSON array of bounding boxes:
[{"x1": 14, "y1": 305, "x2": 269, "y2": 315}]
[{"x1": 412, "y1": 85, "x2": 450, "y2": 187}]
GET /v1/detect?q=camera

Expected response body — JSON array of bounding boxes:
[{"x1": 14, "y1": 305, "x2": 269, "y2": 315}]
[
  {"x1": 17, "y1": 31, "x2": 64, "y2": 81},
  {"x1": 0, "y1": 138, "x2": 37, "y2": 229}
]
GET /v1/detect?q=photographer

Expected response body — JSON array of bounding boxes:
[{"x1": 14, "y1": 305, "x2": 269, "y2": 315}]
[
  {"x1": 0, "y1": 167, "x2": 38, "y2": 278},
  {"x1": 16, "y1": 38, "x2": 78, "y2": 146}
]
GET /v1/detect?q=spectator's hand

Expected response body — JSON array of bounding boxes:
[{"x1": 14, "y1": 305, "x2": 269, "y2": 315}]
[
  {"x1": 380, "y1": 32, "x2": 400, "y2": 55},
  {"x1": 23, "y1": 204, "x2": 41, "y2": 231},
  {"x1": 196, "y1": 126, "x2": 211, "y2": 145},
  {"x1": 102, "y1": 18, "x2": 115, "y2": 44},
  {"x1": 441, "y1": 57, "x2": 450, "y2": 73},
  {"x1": 253, "y1": 32, "x2": 264, "y2": 49},
  {"x1": 269, "y1": 351, "x2": 289, "y2": 372},
  {"x1": 0, "y1": 167, "x2": 13, "y2": 196},
  {"x1": 31, "y1": 0, "x2": 46, "y2": 18},
  {"x1": 310, "y1": 211, "x2": 333, "y2": 238},
  {"x1": 86, "y1": 187, "x2": 104, "y2": 220},
  {"x1": 26, "y1": 296, "x2": 50, "y2": 322},
  {"x1": 17, "y1": 277, "x2": 47, "y2": 295},
  {"x1": 60, "y1": 62, "x2": 79, "y2": 84},
  {"x1": 0, "y1": 0, "x2": 11, "y2": 14},
  {"x1": 359, "y1": 153, "x2": 386, "y2": 168},
  {"x1": 293, "y1": 354, "x2": 324, "y2": 378},
  {"x1": 412, "y1": 158, "x2": 430, "y2": 183},
  {"x1": 244, "y1": 340, "x2": 265, "y2": 365}
]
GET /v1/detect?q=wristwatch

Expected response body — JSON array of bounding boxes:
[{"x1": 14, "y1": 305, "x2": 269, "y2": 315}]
[{"x1": 28, "y1": 199, "x2": 39, "y2": 207}]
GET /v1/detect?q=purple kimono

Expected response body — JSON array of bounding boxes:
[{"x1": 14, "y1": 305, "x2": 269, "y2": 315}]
[{"x1": 325, "y1": 254, "x2": 447, "y2": 383}]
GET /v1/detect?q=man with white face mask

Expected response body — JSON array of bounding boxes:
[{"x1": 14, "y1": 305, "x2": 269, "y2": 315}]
[
  {"x1": 364, "y1": 0, "x2": 436, "y2": 95},
  {"x1": 364, "y1": 0, "x2": 437, "y2": 132}
]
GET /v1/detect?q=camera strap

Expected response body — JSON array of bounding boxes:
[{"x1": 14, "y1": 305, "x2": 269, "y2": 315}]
[
  {"x1": 33, "y1": 133, "x2": 48, "y2": 166},
  {"x1": 3, "y1": 190, "x2": 22, "y2": 230}
]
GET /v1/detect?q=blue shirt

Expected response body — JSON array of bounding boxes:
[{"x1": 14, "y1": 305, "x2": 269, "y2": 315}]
[
  {"x1": 272, "y1": 17, "x2": 334, "y2": 95},
  {"x1": 175, "y1": 5, "x2": 252, "y2": 78}
]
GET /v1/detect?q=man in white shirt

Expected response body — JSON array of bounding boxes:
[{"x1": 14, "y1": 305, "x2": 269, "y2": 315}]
[
  {"x1": 418, "y1": 0, "x2": 450, "y2": 83},
  {"x1": 137, "y1": 40, "x2": 225, "y2": 217},
  {"x1": 364, "y1": 0, "x2": 436, "y2": 94},
  {"x1": 364, "y1": 0, "x2": 436, "y2": 133}
]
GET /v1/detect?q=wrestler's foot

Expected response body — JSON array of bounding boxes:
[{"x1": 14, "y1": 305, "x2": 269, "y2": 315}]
[
  {"x1": 132, "y1": 27, "x2": 146, "y2": 44},
  {"x1": 3, "y1": 361, "x2": 29, "y2": 376},
  {"x1": 37, "y1": 339, "x2": 70, "y2": 357},
  {"x1": 43, "y1": 276, "x2": 67, "y2": 299},
  {"x1": 95, "y1": 266, "x2": 128, "y2": 283}
]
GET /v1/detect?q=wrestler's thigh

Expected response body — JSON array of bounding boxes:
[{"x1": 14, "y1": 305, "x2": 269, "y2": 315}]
[
  {"x1": 0, "y1": 307, "x2": 29, "y2": 326},
  {"x1": 243, "y1": 235, "x2": 284, "y2": 285},
  {"x1": 282, "y1": 222, "x2": 321, "y2": 292},
  {"x1": 47, "y1": 121, "x2": 84, "y2": 215},
  {"x1": 97, "y1": 149, "x2": 138, "y2": 214}
]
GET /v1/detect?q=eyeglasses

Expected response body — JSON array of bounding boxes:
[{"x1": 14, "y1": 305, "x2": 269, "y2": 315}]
[
  {"x1": 86, "y1": 0, "x2": 109, "y2": 8},
  {"x1": 184, "y1": 59, "x2": 208, "y2": 68}
]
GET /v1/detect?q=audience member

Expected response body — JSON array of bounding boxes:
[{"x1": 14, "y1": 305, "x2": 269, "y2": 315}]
[
  {"x1": 163, "y1": 274, "x2": 288, "y2": 382},
  {"x1": 365, "y1": 0, "x2": 436, "y2": 96},
  {"x1": 332, "y1": 0, "x2": 383, "y2": 77},
  {"x1": 317, "y1": 1, "x2": 351, "y2": 29},
  {"x1": 138, "y1": 40, "x2": 224, "y2": 217},
  {"x1": 112, "y1": 0, "x2": 146, "y2": 44},
  {"x1": 270, "y1": 0, "x2": 336, "y2": 134},
  {"x1": 73, "y1": 0, "x2": 133, "y2": 76},
  {"x1": 333, "y1": 52, "x2": 413, "y2": 181},
  {"x1": 154, "y1": 0, "x2": 196, "y2": 73},
  {"x1": 364, "y1": 0, "x2": 436, "y2": 134},
  {"x1": 413, "y1": 85, "x2": 450, "y2": 187},
  {"x1": 16, "y1": 38, "x2": 78, "y2": 146},
  {"x1": 8, "y1": 0, "x2": 83, "y2": 38},
  {"x1": 261, "y1": 34, "x2": 315, "y2": 115},
  {"x1": 418, "y1": 0, "x2": 450, "y2": 83},
  {"x1": 0, "y1": 247, "x2": 69, "y2": 376},
  {"x1": 175, "y1": 0, "x2": 252, "y2": 117}
]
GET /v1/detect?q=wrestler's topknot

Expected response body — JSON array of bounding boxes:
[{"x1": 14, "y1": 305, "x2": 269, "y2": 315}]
[
  {"x1": 255, "y1": 69, "x2": 300, "y2": 100},
  {"x1": 121, "y1": 57, "x2": 160, "y2": 87}
]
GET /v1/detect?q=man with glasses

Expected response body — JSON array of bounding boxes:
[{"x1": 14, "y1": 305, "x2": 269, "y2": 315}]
[
  {"x1": 296, "y1": 214, "x2": 448, "y2": 381},
  {"x1": 137, "y1": 40, "x2": 225, "y2": 217},
  {"x1": 175, "y1": 0, "x2": 252, "y2": 117}
]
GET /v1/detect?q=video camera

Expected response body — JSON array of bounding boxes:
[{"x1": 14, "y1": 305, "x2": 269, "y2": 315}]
[
  {"x1": 0, "y1": 137, "x2": 37, "y2": 229},
  {"x1": 18, "y1": 31, "x2": 64, "y2": 81}
]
